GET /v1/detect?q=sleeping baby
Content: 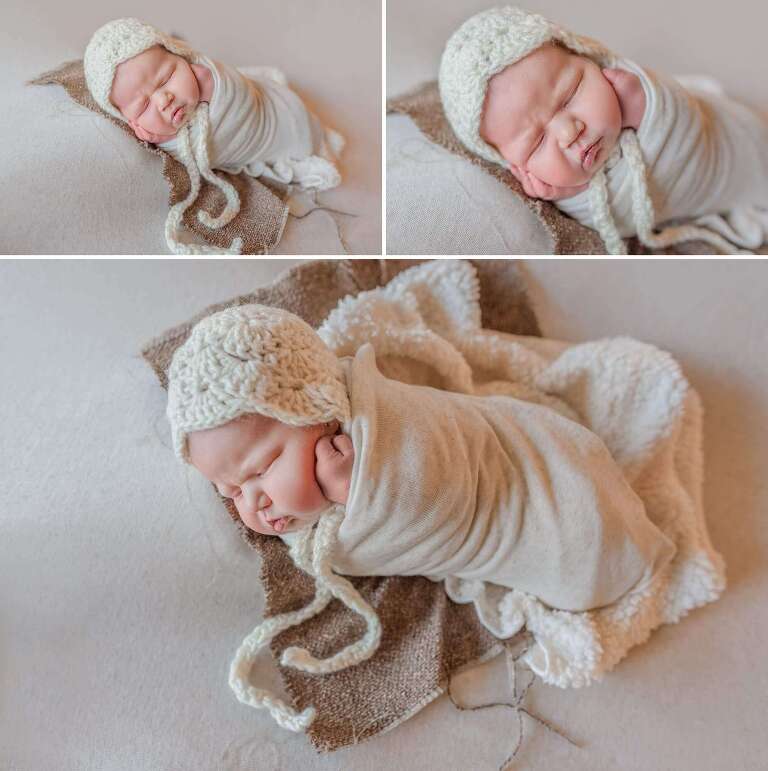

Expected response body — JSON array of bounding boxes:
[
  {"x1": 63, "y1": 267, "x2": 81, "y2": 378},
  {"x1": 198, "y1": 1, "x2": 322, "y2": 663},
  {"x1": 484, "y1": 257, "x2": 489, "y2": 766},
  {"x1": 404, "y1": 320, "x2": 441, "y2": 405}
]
[
  {"x1": 84, "y1": 18, "x2": 343, "y2": 254},
  {"x1": 439, "y1": 6, "x2": 768, "y2": 254},
  {"x1": 168, "y1": 303, "x2": 675, "y2": 615}
]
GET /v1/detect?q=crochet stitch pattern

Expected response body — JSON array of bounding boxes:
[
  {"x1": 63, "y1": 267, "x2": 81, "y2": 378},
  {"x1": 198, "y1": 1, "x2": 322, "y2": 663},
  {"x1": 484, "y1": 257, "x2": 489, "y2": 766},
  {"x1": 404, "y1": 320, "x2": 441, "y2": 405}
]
[{"x1": 167, "y1": 304, "x2": 350, "y2": 461}]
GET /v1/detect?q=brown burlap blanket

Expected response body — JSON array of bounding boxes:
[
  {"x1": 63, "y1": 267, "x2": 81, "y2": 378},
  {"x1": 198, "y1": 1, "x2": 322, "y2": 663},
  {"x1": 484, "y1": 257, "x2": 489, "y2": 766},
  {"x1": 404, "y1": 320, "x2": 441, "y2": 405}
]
[
  {"x1": 141, "y1": 258, "x2": 540, "y2": 752},
  {"x1": 30, "y1": 60, "x2": 288, "y2": 255},
  {"x1": 388, "y1": 81, "x2": 768, "y2": 255}
]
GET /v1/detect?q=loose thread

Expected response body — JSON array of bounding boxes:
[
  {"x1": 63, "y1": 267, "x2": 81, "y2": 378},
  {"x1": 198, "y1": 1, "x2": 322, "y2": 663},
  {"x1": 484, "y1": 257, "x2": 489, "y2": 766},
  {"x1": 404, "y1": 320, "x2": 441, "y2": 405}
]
[
  {"x1": 443, "y1": 634, "x2": 580, "y2": 770},
  {"x1": 287, "y1": 196, "x2": 357, "y2": 255}
]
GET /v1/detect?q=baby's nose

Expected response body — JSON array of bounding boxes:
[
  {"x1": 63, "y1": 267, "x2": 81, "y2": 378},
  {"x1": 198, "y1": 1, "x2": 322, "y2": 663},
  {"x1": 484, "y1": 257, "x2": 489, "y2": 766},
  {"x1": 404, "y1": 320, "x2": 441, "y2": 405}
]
[
  {"x1": 556, "y1": 117, "x2": 585, "y2": 148},
  {"x1": 156, "y1": 91, "x2": 173, "y2": 109},
  {"x1": 239, "y1": 486, "x2": 271, "y2": 512}
]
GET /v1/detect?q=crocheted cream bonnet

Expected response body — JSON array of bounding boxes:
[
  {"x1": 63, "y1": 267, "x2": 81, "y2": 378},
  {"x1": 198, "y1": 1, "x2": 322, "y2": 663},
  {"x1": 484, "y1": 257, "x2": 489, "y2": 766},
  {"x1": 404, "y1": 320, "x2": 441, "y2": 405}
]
[
  {"x1": 166, "y1": 303, "x2": 379, "y2": 733},
  {"x1": 166, "y1": 303, "x2": 350, "y2": 461},
  {"x1": 439, "y1": 6, "x2": 738, "y2": 254},
  {"x1": 84, "y1": 17, "x2": 242, "y2": 255}
]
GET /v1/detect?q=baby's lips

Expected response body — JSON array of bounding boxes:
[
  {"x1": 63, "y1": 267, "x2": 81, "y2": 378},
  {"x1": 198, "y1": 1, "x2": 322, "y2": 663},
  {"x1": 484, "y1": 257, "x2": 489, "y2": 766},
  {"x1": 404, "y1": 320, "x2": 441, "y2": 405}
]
[{"x1": 271, "y1": 516, "x2": 292, "y2": 533}]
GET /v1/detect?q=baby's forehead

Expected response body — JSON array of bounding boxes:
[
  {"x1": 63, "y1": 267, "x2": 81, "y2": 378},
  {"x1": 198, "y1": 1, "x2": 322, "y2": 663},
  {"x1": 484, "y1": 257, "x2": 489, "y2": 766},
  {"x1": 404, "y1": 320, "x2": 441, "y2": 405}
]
[
  {"x1": 490, "y1": 43, "x2": 578, "y2": 97},
  {"x1": 187, "y1": 413, "x2": 276, "y2": 474},
  {"x1": 110, "y1": 45, "x2": 176, "y2": 104},
  {"x1": 482, "y1": 44, "x2": 583, "y2": 131}
]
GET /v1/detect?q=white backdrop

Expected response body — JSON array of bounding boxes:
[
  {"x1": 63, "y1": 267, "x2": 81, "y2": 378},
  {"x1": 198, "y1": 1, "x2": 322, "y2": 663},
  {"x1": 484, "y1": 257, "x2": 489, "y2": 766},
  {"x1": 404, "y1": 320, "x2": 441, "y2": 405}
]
[{"x1": 388, "y1": 0, "x2": 768, "y2": 105}]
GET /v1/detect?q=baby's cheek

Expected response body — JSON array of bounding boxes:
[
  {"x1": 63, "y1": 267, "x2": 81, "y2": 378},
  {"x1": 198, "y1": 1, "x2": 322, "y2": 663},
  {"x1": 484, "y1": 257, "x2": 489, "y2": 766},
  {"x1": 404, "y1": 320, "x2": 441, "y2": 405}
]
[
  {"x1": 532, "y1": 153, "x2": 585, "y2": 187},
  {"x1": 239, "y1": 510, "x2": 268, "y2": 534},
  {"x1": 289, "y1": 475, "x2": 324, "y2": 512}
]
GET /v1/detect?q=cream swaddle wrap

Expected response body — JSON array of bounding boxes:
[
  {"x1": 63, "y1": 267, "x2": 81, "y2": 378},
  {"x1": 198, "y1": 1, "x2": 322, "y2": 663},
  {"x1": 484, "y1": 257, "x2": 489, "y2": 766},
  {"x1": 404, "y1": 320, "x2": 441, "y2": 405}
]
[
  {"x1": 159, "y1": 55, "x2": 344, "y2": 191},
  {"x1": 555, "y1": 59, "x2": 768, "y2": 251},
  {"x1": 334, "y1": 343, "x2": 675, "y2": 613}
]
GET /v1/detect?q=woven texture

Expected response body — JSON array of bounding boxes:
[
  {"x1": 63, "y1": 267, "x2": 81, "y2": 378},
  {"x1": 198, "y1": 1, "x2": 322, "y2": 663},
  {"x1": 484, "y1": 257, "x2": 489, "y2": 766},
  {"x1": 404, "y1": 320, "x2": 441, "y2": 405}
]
[
  {"x1": 167, "y1": 304, "x2": 350, "y2": 460},
  {"x1": 141, "y1": 258, "x2": 540, "y2": 752},
  {"x1": 387, "y1": 81, "x2": 742, "y2": 255},
  {"x1": 30, "y1": 60, "x2": 288, "y2": 255}
]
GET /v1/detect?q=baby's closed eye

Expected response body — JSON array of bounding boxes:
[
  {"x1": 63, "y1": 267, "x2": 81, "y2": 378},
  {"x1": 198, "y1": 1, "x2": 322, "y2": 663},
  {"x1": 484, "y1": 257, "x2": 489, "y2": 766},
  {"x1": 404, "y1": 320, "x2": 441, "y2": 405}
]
[{"x1": 216, "y1": 483, "x2": 241, "y2": 498}]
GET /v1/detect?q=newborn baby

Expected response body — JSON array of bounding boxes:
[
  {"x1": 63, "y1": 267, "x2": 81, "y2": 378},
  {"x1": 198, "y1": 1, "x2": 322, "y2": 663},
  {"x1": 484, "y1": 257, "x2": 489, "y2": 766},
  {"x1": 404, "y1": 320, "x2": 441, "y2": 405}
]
[
  {"x1": 168, "y1": 303, "x2": 674, "y2": 614},
  {"x1": 440, "y1": 6, "x2": 768, "y2": 254},
  {"x1": 84, "y1": 18, "x2": 343, "y2": 254}
]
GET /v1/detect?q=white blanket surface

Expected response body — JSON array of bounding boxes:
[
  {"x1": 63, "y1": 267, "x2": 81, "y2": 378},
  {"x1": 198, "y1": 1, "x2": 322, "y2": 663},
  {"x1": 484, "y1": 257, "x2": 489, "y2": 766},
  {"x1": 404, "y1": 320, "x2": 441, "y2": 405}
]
[
  {"x1": 159, "y1": 56, "x2": 343, "y2": 191},
  {"x1": 312, "y1": 259, "x2": 725, "y2": 688},
  {"x1": 555, "y1": 60, "x2": 768, "y2": 249}
]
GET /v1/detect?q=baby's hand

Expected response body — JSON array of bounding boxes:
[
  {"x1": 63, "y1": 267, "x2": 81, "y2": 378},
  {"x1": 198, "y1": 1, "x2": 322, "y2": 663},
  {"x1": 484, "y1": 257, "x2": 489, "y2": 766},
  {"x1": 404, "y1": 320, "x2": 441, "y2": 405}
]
[
  {"x1": 315, "y1": 431, "x2": 354, "y2": 505},
  {"x1": 508, "y1": 164, "x2": 590, "y2": 201},
  {"x1": 128, "y1": 119, "x2": 177, "y2": 144},
  {"x1": 602, "y1": 69, "x2": 646, "y2": 130}
]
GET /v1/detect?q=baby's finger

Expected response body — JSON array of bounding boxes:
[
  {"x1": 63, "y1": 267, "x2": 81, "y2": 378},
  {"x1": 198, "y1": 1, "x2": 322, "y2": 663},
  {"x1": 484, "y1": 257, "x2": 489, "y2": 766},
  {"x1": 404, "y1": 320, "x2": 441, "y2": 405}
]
[
  {"x1": 332, "y1": 434, "x2": 353, "y2": 455},
  {"x1": 515, "y1": 170, "x2": 534, "y2": 197},
  {"x1": 134, "y1": 126, "x2": 156, "y2": 144},
  {"x1": 526, "y1": 172, "x2": 552, "y2": 200},
  {"x1": 315, "y1": 434, "x2": 338, "y2": 461},
  {"x1": 508, "y1": 164, "x2": 526, "y2": 190},
  {"x1": 512, "y1": 165, "x2": 537, "y2": 197}
]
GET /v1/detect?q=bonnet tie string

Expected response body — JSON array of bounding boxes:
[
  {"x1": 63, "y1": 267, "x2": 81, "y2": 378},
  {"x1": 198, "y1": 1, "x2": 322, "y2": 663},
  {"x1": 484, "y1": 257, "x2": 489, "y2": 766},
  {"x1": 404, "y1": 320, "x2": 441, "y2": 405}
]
[
  {"x1": 164, "y1": 103, "x2": 243, "y2": 255},
  {"x1": 588, "y1": 129, "x2": 747, "y2": 255},
  {"x1": 228, "y1": 506, "x2": 382, "y2": 731},
  {"x1": 621, "y1": 130, "x2": 746, "y2": 255}
]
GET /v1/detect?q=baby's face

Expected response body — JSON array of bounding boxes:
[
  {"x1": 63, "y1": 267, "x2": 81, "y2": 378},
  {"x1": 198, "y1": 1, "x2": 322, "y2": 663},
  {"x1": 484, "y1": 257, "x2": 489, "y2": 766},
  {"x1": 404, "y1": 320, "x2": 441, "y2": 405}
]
[
  {"x1": 480, "y1": 43, "x2": 622, "y2": 188},
  {"x1": 110, "y1": 45, "x2": 199, "y2": 142},
  {"x1": 187, "y1": 413, "x2": 336, "y2": 536}
]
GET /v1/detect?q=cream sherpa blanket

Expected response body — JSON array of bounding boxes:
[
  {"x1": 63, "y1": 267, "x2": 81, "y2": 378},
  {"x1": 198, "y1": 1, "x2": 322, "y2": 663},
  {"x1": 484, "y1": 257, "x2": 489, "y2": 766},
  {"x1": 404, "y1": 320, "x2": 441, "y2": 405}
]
[
  {"x1": 556, "y1": 60, "x2": 768, "y2": 251},
  {"x1": 231, "y1": 259, "x2": 725, "y2": 730},
  {"x1": 159, "y1": 55, "x2": 344, "y2": 191}
]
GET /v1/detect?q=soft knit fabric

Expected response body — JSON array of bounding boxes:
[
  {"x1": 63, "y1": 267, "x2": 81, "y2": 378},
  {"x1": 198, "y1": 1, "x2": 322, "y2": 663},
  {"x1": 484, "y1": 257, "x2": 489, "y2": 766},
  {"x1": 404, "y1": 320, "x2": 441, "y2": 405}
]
[
  {"x1": 438, "y1": 6, "x2": 763, "y2": 254},
  {"x1": 334, "y1": 343, "x2": 676, "y2": 612},
  {"x1": 555, "y1": 60, "x2": 768, "y2": 251},
  {"x1": 159, "y1": 57, "x2": 344, "y2": 191},
  {"x1": 316, "y1": 259, "x2": 724, "y2": 689}
]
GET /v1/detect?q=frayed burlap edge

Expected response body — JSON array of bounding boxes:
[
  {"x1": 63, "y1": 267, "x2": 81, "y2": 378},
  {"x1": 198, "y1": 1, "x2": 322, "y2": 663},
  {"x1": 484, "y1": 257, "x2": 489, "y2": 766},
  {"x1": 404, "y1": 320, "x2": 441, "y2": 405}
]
[
  {"x1": 29, "y1": 59, "x2": 288, "y2": 255},
  {"x1": 387, "y1": 81, "x2": 753, "y2": 255},
  {"x1": 141, "y1": 258, "x2": 540, "y2": 752}
]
